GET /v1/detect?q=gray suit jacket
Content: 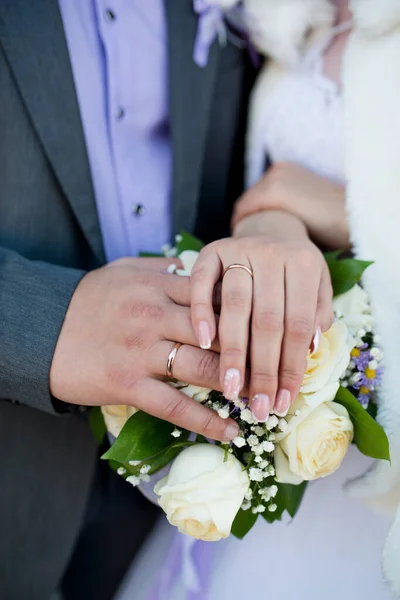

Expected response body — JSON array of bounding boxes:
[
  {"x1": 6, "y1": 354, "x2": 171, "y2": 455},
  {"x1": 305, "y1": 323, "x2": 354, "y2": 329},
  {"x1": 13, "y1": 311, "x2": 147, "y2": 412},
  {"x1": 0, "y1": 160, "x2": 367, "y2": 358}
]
[{"x1": 0, "y1": 1, "x2": 251, "y2": 598}]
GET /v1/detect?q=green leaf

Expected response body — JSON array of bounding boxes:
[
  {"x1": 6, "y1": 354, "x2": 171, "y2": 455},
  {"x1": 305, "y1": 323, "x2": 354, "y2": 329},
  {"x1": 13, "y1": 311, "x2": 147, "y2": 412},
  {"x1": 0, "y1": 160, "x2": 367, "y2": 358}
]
[
  {"x1": 278, "y1": 482, "x2": 308, "y2": 518},
  {"x1": 89, "y1": 407, "x2": 106, "y2": 445},
  {"x1": 324, "y1": 250, "x2": 342, "y2": 267},
  {"x1": 326, "y1": 256, "x2": 373, "y2": 296},
  {"x1": 335, "y1": 386, "x2": 390, "y2": 461},
  {"x1": 262, "y1": 481, "x2": 308, "y2": 523},
  {"x1": 176, "y1": 231, "x2": 204, "y2": 254},
  {"x1": 101, "y1": 411, "x2": 186, "y2": 463},
  {"x1": 231, "y1": 508, "x2": 258, "y2": 539},
  {"x1": 139, "y1": 251, "x2": 164, "y2": 257}
]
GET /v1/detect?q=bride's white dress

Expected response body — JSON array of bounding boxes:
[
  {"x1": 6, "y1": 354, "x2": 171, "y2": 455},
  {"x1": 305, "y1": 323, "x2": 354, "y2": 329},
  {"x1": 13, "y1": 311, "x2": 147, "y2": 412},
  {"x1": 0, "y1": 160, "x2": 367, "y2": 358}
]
[{"x1": 116, "y1": 25, "x2": 394, "y2": 600}]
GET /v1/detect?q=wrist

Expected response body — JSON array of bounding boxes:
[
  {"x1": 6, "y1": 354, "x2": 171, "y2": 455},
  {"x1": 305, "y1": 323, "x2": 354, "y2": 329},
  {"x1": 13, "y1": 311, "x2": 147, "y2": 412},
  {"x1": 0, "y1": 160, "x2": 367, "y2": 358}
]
[{"x1": 233, "y1": 210, "x2": 308, "y2": 242}]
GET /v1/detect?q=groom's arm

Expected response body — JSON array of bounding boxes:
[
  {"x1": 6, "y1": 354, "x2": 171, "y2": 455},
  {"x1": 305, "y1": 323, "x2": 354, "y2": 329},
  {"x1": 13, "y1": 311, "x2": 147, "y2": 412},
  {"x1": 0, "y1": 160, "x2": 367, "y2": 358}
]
[{"x1": 0, "y1": 246, "x2": 86, "y2": 414}]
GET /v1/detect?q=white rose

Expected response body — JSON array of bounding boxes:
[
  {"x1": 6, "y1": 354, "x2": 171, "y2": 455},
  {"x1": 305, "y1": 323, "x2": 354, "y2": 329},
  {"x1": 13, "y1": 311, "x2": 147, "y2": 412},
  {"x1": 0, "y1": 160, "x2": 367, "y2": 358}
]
[
  {"x1": 274, "y1": 383, "x2": 354, "y2": 484},
  {"x1": 154, "y1": 444, "x2": 249, "y2": 541},
  {"x1": 333, "y1": 284, "x2": 374, "y2": 335},
  {"x1": 101, "y1": 405, "x2": 138, "y2": 438},
  {"x1": 301, "y1": 321, "x2": 353, "y2": 394},
  {"x1": 176, "y1": 250, "x2": 200, "y2": 276}
]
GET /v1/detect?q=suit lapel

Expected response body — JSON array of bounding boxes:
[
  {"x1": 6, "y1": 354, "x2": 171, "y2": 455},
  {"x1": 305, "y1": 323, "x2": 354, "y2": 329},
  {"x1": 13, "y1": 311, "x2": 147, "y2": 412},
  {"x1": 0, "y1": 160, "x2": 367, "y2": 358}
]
[
  {"x1": 0, "y1": 0, "x2": 105, "y2": 263},
  {"x1": 165, "y1": 0, "x2": 221, "y2": 234}
]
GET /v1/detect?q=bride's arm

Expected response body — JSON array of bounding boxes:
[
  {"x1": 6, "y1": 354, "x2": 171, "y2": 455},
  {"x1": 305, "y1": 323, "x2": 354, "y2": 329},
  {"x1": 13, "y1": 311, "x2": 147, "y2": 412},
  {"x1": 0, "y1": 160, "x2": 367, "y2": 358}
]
[{"x1": 232, "y1": 162, "x2": 350, "y2": 250}]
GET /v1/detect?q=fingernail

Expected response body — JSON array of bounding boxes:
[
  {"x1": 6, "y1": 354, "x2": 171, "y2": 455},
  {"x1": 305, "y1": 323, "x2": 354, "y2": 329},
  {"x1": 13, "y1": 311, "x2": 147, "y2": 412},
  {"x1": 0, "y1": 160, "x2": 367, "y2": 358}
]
[
  {"x1": 197, "y1": 321, "x2": 212, "y2": 350},
  {"x1": 252, "y1": 394, "x2": 271, "y2": 422},
  {"x1": 274, "y1": 389, "x2": 291, "y2": 417},
  {"x1": 224, "y1": 368, "x2": 241, "y2": 401},
  {"x1": 224, "y1": 422, "x2": 240, "y2": 441},
  {"x1": 310, "y1": 327, "x2": 321, "y2": 354}
]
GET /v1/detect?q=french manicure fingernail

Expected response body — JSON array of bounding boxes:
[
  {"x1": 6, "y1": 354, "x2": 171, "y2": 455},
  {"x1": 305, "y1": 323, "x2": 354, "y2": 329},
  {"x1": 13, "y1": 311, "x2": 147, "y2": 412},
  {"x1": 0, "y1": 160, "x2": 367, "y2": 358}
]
[
  {"x1": 224, "y1": 368, "x2": 241, "y2": 401},
  {"x1": 310, "y1": 327, "x2": 321, "y2": 354},
  {"x1": 252, "y1": 394, "x2": 271, "y2": 422},
  {"x1": 197, "y1": 321, "x2": 212, "y2": 350},
  {"x1": 224, "y1": 422, "x2": 240, "y2": 441},
  {"x1": 275, "y1": 389, "x2": 291, "y2": 417}
]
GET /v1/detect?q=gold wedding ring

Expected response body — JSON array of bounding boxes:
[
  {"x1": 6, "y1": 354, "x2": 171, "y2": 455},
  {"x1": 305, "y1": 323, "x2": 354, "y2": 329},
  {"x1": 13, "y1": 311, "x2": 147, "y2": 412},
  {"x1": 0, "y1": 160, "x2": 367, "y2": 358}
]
[
  {"x1": 166, "y1": 342, "x2": 183, "y2": 379},
  {"x1": 222, "y1": 263, "x2": 254, "y2": 279}
]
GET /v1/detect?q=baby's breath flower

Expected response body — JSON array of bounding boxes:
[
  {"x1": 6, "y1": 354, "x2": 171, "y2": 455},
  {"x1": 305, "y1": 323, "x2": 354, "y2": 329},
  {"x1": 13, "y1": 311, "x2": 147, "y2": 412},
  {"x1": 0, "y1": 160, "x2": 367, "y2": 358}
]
[
  {"x1": 253, "y1": 426, "x2": 265, "y2": 437},
  {"x1": 117, "y1": 467, "x2": 127, "y2": 476},
  {"x1": 253, "y1": 445, "x2": 265, "y2": 456},
  {"x1": 140, "y1": 464, "x2": 151, "y2": 475},
  {"x1": 268, "y1": 432, "x2": 276, "y2": 442},
  {"x1": 252, "y1": 505, "x2": 266, "y2": 514},
  {"x1": 241, "y1": 408, "x2": 256, "y2": 424},
  {"x1": 278, "y1": 419, "x2": 288, "y2": 432},
  {"x1": 217, "y1": 406, "x2": 230, "y2": 419},
  {"x1": 268, "y1": 485, "x2": 278, "y2": 498},
  {"x1": 247, "y1": 434, "x2": 259, "y2": 447},
  {"x1": 171, "y1": 428, "x2": 182, "y2": 438},
  {"x1": 241, "y1": 501, "x2": 252, "y2": 511},
  {"x1": 262, "y1": 440, "x2": 275, "y2": 453},
  {"x1": 126, "y1": 475, "x2": 141, "y2": 487},
  {"x1": 249, "y1": 467, "x2": 264, "y2": 482},
  {"x1": 233, "y1": 436, "x2": 246, "y2": 448},
  {"x1": 128, "y1": 460, "x2": 141, "y2": 466},
  {"x1": 259, "y1": 460, "x2": 270, "y2": 469},
  {"x1": 268, "y1": 503, "x2": 278, "y2": 513},
  {"x1": 254, "y1": 456, "x2": 262, "y2": 463},
  {"x1": 264, "y1": 464, "x2": 275, "y2": 477},
  {"x1": 266, "y1": 415, "x2": 279, "y2": 430},
  {"x1": 234, "y1": 399, "x2": 246, "y2": 410},
  {"x1": 245, "y1": 489, "x2": 253, "y2": 501}
]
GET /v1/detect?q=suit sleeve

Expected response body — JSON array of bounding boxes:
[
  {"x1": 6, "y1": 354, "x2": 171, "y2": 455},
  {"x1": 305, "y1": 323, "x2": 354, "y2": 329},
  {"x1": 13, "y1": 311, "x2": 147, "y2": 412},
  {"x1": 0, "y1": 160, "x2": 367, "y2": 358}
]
[{"x1": 0, "y1": 246, "x2": 86, "y2": 414}]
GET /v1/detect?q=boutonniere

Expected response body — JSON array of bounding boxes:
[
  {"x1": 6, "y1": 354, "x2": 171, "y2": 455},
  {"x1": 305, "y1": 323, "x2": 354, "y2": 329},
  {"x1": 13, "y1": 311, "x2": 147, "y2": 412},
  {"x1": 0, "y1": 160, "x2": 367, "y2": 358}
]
[{"x1": 192, "y1": 0, "x2": 248, "y2": 67}]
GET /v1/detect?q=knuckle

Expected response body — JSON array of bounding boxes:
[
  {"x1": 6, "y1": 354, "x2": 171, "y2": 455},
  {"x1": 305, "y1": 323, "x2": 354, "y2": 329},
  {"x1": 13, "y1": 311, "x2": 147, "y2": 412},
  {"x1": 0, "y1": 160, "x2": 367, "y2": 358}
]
[
  {"x1": 286, "y1": 317, "x2": 313, "y2": 342},
  {"x1": 191, "y1": 266, "x2": 208, "y2": 285},
  {"x1": 251, "y1": 371, "x2": 278, "y2": 391},
  {"x1": 129, "y1": 301, "x2": 164, "y2": 321},
  {"x1": 253, "y1": 309, "x2": 283, "y2": 334},
  {"x1": 164, "y1": 394, "x2": 189, "y2": 421},
  {"x1": 224, "y1": 288, "x2": 249, "y2": 311},
  {"x1": 201, "y1": 411, "x2": 223, "y2": 438},
  {"x1": 192, "y1": 299, "x2": 210, "y2": 314},
  {"x1": 197, "y1": 352, "x2": 219, "y2": 382},
  {"x1": 222, "y1": 347, "x2": 245, "y2": 362},
  {"x1": 295, "y1": 248, "x2": 318, "y2": 270},
  {"x1": 279, "y1": 366, "x2": 304, "y2": 389},
  {"x1": 123, "y1": 333, "x2": 147, "y2": 352},
  {"x1": 104, "y1": 365, "x2": 136, "y2": 394}
]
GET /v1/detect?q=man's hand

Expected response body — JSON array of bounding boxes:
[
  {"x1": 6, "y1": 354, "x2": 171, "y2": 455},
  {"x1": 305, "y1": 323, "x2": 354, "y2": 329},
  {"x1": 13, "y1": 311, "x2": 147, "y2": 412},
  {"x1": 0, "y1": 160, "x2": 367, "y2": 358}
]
[{"x1": 49, "y1": 258, "x2": 239, "y2": 442}]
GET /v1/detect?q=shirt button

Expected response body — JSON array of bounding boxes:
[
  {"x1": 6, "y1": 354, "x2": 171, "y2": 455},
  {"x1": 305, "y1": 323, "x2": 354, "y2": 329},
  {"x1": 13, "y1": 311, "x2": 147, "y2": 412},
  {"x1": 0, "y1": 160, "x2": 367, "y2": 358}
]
[
  {"x1": 104, "y1": 8, "x2": 116, "y2": 22},
  {"x1": 132, "y1": 204, "x2": 146, "y2": 216},
  {"x1": 115, "y1": 106, "x2": 125, "y2": 120}
]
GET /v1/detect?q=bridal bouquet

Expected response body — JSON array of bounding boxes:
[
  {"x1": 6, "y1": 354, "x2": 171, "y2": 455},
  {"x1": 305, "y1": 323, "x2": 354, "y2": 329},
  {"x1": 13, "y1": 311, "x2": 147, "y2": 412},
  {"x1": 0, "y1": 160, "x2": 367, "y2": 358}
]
[{"x1": 93, "y1": 234, "x2": 389, "y2": 542}]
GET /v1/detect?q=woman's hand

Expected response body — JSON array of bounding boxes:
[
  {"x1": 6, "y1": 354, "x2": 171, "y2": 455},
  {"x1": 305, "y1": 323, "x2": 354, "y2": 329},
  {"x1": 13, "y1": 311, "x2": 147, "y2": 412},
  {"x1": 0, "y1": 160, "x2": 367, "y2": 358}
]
[
  {"x1": 232, "y1": 162, "x2": 350, "y2": 250},
  {"x1": 190, "y1": 211, "x2": 334, "y2": 422}
]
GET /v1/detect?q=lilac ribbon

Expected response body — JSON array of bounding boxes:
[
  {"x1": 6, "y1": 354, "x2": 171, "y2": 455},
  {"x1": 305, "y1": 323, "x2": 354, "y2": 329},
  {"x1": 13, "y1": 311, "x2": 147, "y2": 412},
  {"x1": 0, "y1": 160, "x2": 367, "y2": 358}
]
[
  {"x1": 193, "y1": 0, "x2": 226, "y2": 68},
  {"x1": 193, "y1": 1, "x2": 261, "y2": 69},
  {"x1": 151, "y1": 532, "x2": 215, "y2": 600}
]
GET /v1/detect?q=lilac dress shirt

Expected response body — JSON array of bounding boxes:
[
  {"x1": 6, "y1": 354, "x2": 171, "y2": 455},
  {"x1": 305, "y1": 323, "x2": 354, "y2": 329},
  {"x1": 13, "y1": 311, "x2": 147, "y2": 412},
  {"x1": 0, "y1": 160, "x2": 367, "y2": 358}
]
[{"x1": 59, "y1": 0, "x2": 172, "y2": 261}]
